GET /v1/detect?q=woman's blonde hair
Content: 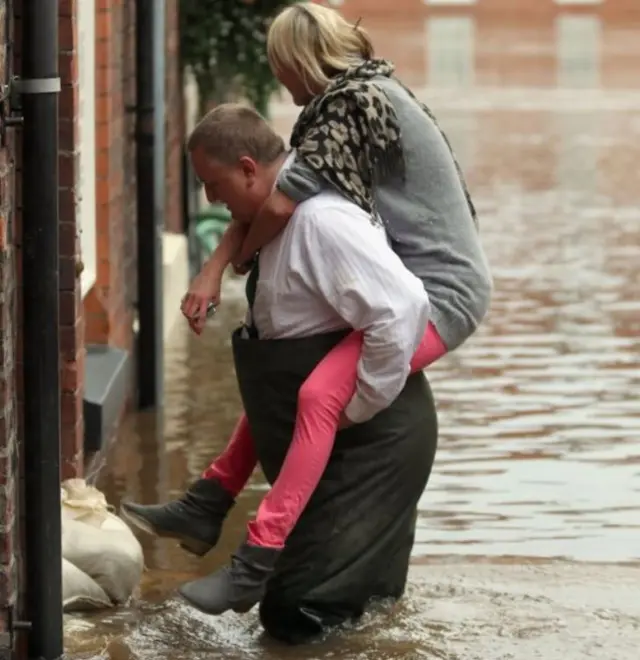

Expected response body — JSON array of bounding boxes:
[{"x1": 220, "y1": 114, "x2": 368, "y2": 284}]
[{"x1": 267, "y1": 3, "x2": 374, "y2": 95}]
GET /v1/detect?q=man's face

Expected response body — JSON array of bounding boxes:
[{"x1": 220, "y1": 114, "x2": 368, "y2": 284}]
[{"x1": 190, "y1": 147, "x2": 267, "y2": 224}]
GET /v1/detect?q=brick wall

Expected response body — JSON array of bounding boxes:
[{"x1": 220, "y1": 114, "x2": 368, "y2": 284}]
[
  {"x1": 18, "y1": 0, "x2": 183, "y2": 478},
  {"x1": 338, "y1": 0, "x2": 640, "y2": 21},
  {"x1": 165, "y1": 0, "x2": 184, "y2": 233},
  {"x1": 58, "y1": 0, "x2": 85, "y2": 479},
  {"x1": 58, "y1": 0, "x2": 142, "y2": 476},
  {"x1": 0, "y1": 0, "x2": 185, "y2": 631},
  {"x1": 83, "y1": 0, "x2": 137, "y2": 359},
  {"x1": 85, "y1": 0, "x2": 184, "y2": 338},
  {"x1": 0, "y1": 0, "x2": 21, "y2": 629}
]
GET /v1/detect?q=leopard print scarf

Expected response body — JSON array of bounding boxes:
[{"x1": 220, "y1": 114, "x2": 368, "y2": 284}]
[{"x1": 290, "y1": 58, "x2": 477, "y2": 227}]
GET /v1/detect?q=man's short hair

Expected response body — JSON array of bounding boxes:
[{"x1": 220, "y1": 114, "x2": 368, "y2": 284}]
[{"x1": 187, "y1": 103, "x2": 285, "y2": 165}]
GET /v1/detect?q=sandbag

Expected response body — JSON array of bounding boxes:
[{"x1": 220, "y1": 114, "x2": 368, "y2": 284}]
[
  {"x1": 61, "y1": 479, "x2": 144, "y2": 607},
  {"x1": 231, "y1": 328, "x2": 438, "y2": 644},
  {"x1": 62, "y1": 558, "x2": 111, "y2": 612}
]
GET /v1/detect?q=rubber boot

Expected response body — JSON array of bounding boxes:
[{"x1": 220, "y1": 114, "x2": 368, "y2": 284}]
[
  {"x1": 178, "y1": 541, "x2": 281, "y2": 615},
  {"x1": 120, "y1": 478, "x2": 234, "y2": 557}
]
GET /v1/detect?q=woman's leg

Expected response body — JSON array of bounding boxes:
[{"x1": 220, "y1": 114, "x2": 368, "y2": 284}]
[
  {"x1": 202, "y1": 414, "x2": 258, "y2": 497},
  {"x1": 246, "y1": 322, "x2": 447, "y2": 548},
  {"x1": 120, "y1": 417, "x2": 258, "y2": 556},
  {"x1": 409, "y1": 321, "x2": 448, "y2": 372}
]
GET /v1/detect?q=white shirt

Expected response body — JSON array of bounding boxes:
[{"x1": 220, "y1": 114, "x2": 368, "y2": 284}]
[{"x1": 248, "y1": 154, "x2": 431, "y2": 424}]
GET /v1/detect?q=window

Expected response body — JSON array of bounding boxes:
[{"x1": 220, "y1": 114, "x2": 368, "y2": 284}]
[
  {"x1": 426, "y1": 16, "x2": 475, "y2": 88},
  {"x1": 555, "y1": 0, "x2": 602, "y2": 5},
  {"x1": 424, "y1": 0, "x2": 476, "y2": 5},
  {"x1": 556, "y1": 15, "x2": 601, "y2": 88},
  {"x1": 77, "y1": 0, "x2": 97, "y2": 296}
]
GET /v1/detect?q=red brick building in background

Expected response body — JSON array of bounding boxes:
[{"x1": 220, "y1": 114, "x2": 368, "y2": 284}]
[
  {"x1": 338, "y1": 0, "x2": 638, "y2": 20},
  {"x1": 0, "y1": 0, "x2": 186, "y2": 641}
]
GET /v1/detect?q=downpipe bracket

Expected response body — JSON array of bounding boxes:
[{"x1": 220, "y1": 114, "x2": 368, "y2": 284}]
[
  {"x1": 15, "y1": 77, "x2": 61, "y2": 95},
  {"x1": 0, "y1": 76, "x2": 61, "y2": 146},
  {"x1": 0, "y1": 607, "x2": 32, "y2": 660},
  {"x1": 0, "y1": 76, "x2": 24, "y2": 146}
]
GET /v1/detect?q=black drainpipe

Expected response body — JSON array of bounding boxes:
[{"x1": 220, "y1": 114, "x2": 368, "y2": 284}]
[
  {"x1": 135, "y1": 0, "x2": 165, "y2": 410},
  {"x1": 21, "y1": 0, "x2": 64, "y2": 658}
]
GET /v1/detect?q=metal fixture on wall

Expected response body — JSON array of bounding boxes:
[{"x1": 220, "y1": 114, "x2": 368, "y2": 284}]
[{"x1": 135, "y1": 0, "x2": 166, "y2": 410}]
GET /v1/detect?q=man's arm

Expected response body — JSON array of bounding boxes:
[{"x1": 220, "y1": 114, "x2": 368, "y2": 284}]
[
  {"x1": 180, "y1": 217, "x2": 247, "y2": 330},
  {"x1": 235, "y1": 158, "x2": 326, "y2": 265},
  {"x1": 298, "y1": 207, "x2": 431, "y2": 424}
]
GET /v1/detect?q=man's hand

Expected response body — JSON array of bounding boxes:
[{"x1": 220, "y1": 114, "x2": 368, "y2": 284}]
[{"x1": 181, "y1": 260, "x2": 223, "y2": 335}]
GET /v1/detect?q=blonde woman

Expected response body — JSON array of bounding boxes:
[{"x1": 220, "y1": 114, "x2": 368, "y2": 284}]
[{"x1": 132, "y1": 2, "x2": 491, "y2": 618}]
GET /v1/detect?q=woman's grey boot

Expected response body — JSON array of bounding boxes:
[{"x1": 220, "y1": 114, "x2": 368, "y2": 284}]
[
  {"x1": 120, "y1": 478, "x2": 234, "y2": 556},
  {"x1": 178, "y1": 541, "x2": 281, "y2": 615}
]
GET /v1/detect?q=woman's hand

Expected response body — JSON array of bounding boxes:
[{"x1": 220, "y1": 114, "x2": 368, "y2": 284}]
[
  {"x1": 232, "y1": 260, "x2": 253, "y2": 276},
  {"x1": 337, "y1": 412, "x2": 353, "y2": 430}
]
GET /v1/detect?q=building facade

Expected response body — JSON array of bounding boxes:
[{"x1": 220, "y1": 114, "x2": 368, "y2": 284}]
[
  {"x1": 0, "y1": 0, "x2": 186, "y2": 645},
  {"x1": 338, "y1": 0, "x2": 638, "y2": 20}
]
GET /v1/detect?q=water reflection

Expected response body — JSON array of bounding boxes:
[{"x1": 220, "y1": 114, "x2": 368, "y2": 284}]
[{"x1": 69, "y1": 13, "x2": 640, "y2": 660}]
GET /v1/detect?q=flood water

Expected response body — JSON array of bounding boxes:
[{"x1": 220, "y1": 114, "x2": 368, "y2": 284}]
[{"x1": 67, "y1": 12, "x2": 640, "y2": 660}]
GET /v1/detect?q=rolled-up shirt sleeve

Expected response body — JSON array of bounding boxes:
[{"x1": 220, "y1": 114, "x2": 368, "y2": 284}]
[
  {"x1": 297, "y1": 206, "x2": 431, "y2": 424},
  {"x1": 276, "y1": 154, "x2": 326, "y2": 203}
]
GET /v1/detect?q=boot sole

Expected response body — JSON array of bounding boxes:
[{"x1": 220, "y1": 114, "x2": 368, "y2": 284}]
[{"x1": 120, "y1": 505, "x2": 213, "y2": 557}]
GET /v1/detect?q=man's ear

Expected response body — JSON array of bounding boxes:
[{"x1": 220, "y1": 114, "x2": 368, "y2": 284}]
[{"x1": 238, "y1": 156, "x2": 258, "y2": 181}]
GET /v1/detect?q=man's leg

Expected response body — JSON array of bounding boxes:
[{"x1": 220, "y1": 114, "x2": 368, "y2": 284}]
[
  {"x1": 177, "y1": 324, "x2": 447, "y2": 615},
  {"x1": 120, "y1": 413, "x2": 257, "y2": 556}
]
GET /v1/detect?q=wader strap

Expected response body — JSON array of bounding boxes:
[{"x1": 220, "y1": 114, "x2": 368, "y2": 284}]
[{"x1": 245, "y1": 255, "x2": 260, "y2": 339}]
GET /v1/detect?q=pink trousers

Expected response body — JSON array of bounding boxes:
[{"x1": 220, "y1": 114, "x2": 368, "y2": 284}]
[{"x1": 202, "y1": 322, "x2": 447, "y2": 548}]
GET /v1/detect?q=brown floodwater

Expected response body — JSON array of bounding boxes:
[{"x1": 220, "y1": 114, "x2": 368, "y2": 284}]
[{"x1": 67, "y1": 13, "x2": 640, "y2": 660}]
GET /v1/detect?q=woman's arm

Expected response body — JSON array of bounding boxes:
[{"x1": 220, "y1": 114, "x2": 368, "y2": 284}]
[
  {"x1": 236, "y1": 188, "x2": 298, "y2": 266},
  {"x1": 209, "y1": 216, "x2": 247, "y2": 275},
  {"x1": 235, "y1": 156, "x2": 326, "y2": 265}
]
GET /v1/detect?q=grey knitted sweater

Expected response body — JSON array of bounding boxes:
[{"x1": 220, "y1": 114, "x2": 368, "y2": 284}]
[{"x1": 277, "y1": 76, "x2": 492, "y2": 351}]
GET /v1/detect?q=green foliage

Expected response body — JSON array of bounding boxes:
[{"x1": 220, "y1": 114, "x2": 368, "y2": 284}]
[{"x1": 180, "y1": 0, "x2": 297, "y2": 117}]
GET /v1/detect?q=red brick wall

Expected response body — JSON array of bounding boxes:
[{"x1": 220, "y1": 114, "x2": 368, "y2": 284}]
[
  {"x1": 334, "y1": 0, "x2": 640, "y2": 91},
  {"x1": 58, "y1": 0, "x2": 141, "y2": 475},
  {"x1": 83, "y1": 0, "x2": 137, "y2": 357},
  {"x1": 339, "y1": 0, "x2": 639, "y2": 20},
  {"x1": 58, "y1": 0, "x2": 85, "y2": 479},
  {"x1": 86, "y1": 0, "x2": 183, "y2": 338},
  {"x1": 0, "y1": 0, "x2": 21, "y2": 628},
  {"x1": 22, "y1": 0, "x2": 184, "y2": 478},
  {"x1": 165, "y1": 0, "x2": 184, "y2": 233},
  {"x1": 0, "y1": 0, "x2": 185, "y2": 628}
]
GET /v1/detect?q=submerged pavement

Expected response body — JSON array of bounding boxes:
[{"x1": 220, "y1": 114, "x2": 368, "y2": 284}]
[{"x1": 67, "y1": 11, "x2": 640, "y2": 660}]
